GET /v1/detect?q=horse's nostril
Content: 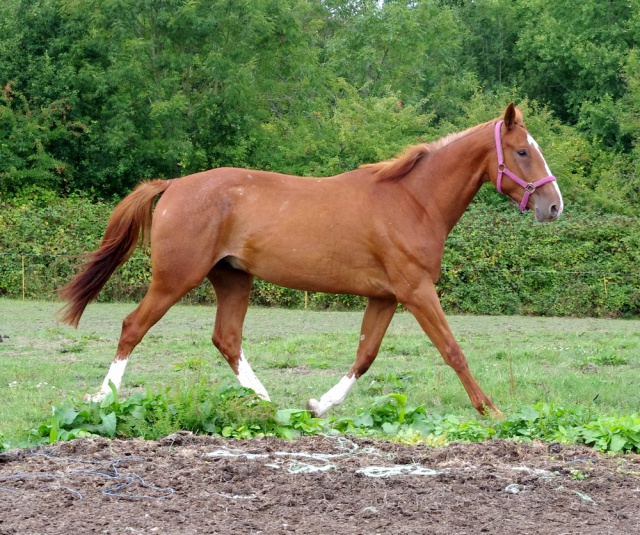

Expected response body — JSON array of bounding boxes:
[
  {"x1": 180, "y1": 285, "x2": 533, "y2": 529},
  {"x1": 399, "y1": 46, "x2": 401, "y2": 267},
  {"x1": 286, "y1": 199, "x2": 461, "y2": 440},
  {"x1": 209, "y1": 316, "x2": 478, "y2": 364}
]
[{"x1": 550, "y1": 205, "x2": 558, "y2": 218}]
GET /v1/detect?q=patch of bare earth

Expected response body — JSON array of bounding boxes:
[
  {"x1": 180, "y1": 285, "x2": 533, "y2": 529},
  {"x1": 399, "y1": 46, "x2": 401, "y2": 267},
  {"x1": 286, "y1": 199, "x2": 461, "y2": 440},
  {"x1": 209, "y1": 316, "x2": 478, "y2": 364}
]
[{"x1": 1, "y1": 435, "x2": 639, "y2": 534}]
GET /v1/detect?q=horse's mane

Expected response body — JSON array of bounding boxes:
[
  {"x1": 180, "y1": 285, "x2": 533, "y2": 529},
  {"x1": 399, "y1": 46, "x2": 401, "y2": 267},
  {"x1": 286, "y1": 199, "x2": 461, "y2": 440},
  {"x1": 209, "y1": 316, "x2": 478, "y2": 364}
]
[{"x1": 361, "y1": 120, "x2": 494, "y2": 181}]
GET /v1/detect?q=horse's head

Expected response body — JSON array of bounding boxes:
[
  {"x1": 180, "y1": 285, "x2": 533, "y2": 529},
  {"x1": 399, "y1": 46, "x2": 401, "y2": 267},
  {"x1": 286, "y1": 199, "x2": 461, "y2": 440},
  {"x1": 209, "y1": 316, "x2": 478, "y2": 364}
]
[{"x1": 491, "y1": 103, "x2": 563, "y2": 222}]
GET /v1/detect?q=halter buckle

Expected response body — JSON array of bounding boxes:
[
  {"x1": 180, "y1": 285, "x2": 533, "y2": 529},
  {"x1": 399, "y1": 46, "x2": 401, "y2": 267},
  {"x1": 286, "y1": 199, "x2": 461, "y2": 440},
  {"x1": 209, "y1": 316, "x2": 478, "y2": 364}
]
[{"x1": 525, "y1": 183, "x2": 536, "y2": 194}]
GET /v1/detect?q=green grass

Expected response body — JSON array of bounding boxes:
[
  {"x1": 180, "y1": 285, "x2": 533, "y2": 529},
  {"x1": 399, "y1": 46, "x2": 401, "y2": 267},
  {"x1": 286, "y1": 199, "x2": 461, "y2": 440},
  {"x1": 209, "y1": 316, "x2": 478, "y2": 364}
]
[{"x1": 1, "y1": 299, "x2": 640, "y2": 446}]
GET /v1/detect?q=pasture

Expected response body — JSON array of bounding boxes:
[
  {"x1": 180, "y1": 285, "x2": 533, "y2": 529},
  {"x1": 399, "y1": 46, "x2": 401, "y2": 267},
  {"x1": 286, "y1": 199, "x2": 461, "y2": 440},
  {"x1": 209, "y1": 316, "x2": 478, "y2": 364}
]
[
  {"x1": 2, "y1": 300, "x2": 640, "y2": 533},
  {"x1": 0, "y1": 300, "x2": 640, "y2": 535},
  {"x1": 1, "y1": 299, "x2": 639, "y2": 445}
]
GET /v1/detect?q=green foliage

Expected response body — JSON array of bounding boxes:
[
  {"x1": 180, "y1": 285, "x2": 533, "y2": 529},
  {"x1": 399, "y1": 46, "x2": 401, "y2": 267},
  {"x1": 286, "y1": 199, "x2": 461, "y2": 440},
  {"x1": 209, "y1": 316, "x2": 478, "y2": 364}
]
[
  {"x1": 331, "y1": 395, "x2": 640, "y2": 454},
  {"x1": 580, "y1": 415, "x2": 640, "y2": 453},
  {"x1": 497, "y1": 404, "x2": 640, "y2": 454},
  {"x1": 333, "y1": 395, "x2": 496, "y2": 442},
  {"x1": 27, "y1": 382, "x2": 331, "y2": 444},
  {"x1": 0, "y1": 0, "x2": 331, "y2": 196},
  {"x1": 251, "y1": 79, "x2": 434, "y2": 177},
  {"x1": 513, "y1": 0, "x2": 636, "y2": 123},
  {"x1": 0, "y1": 85, "x2": 79, "y2": 197},
  {"x1": 440, "y1": 205, "x2": 640, "y2": 317},
  {"x1": 0, "y1": 0, "x2": 639, "y2": 205},
  {"x1": 324, "y1": 0, "x2": 476, "y2": 121},
  {"x1": 275, "y1": 409, "x2": 327, "y2": 438},
  {"x1": 2, "y1": 195, "x2": 639, "y2": 316},
  {"x1": 0, "y1": 193, "x2": 151, "y2": 301},
  {"x1": 17, "y1": 374, "x2": 640, "y2": 454},
  {"x1": 1, "y1": 0, "x2": 639, "y2": 316}
]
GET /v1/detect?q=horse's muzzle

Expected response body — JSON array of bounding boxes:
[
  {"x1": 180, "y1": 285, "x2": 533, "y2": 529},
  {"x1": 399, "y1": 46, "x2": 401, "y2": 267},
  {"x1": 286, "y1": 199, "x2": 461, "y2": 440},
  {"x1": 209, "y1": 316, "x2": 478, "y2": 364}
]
[{"x1": 535, "y1": 203, "x2": 561, "y2": 222}]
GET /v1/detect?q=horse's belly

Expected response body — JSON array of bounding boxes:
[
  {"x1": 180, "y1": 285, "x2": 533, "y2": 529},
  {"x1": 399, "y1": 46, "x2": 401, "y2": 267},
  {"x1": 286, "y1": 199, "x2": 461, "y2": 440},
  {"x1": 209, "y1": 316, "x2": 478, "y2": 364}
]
[{"x1": 233, "y1": 252, "x2": 392, "y2": 298}]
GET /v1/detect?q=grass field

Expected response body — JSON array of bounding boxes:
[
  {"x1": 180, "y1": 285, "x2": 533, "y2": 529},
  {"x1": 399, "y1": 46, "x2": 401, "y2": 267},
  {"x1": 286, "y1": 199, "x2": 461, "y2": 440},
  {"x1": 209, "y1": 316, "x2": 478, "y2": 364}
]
[{"x1": 1, "y1": 299, "x2": 639, "y2": 446}]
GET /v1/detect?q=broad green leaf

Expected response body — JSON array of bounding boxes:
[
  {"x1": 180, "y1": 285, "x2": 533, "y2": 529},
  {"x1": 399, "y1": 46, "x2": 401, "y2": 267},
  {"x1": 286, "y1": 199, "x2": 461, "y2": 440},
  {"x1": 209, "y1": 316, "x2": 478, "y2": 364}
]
[{"x1": 100, "y1": 412, "x2": 117, "y2": 438}]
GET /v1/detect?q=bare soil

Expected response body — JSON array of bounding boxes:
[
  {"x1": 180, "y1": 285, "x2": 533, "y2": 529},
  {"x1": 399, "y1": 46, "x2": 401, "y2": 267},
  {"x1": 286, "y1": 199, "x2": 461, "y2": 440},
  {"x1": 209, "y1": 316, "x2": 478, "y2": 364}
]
[{"x1": 1, "y1": 435, "x2": 639, "y2": 535}]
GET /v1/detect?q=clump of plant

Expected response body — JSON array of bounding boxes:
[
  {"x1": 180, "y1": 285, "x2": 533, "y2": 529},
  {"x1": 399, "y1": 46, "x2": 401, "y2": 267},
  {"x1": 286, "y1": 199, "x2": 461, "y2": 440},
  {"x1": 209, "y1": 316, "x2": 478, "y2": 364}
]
[
  {"x1": 0, "y1": 433, "x2": 9, "y2": 453},
  {"x1": 25, "y1": 386, "x2": 640, "y2": 455},
  {"x1": 28, "y1": 382, "x2": 327, "y2": 444}
]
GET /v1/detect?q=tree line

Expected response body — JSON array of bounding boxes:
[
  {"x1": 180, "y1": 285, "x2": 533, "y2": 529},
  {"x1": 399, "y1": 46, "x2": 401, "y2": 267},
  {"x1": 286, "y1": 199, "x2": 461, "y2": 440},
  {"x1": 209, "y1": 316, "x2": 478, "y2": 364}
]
[{"x1": 0, "y1": 0, "x2": 639, "y2": 215}]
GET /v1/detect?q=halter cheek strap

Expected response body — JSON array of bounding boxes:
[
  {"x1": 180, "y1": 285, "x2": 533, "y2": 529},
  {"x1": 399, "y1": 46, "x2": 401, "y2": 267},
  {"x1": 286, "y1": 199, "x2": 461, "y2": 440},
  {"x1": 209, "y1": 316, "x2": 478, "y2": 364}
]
[{"x1": 494, "y1": 120, "x2": 556, "y2": 212}]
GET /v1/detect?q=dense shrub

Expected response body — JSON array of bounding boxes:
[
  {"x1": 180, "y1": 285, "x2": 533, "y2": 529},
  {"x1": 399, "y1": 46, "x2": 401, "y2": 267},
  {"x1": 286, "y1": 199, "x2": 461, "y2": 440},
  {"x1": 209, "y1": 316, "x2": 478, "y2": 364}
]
[
  {"x1": 440, "y1": 202, "x2": 640, "y2": 317},
  {"x1": 1, "y1": 194, "x2": 638, "y2": 317}
]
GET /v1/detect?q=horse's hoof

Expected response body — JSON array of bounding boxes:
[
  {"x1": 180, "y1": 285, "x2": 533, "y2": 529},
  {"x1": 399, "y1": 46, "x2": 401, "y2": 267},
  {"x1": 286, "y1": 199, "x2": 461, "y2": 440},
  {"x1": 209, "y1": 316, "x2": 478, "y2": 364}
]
[
  {"x1": 306, "y1": 398, "x2": 320, "y2": 417},
  {"x1": 481, "y1": 405, "x2": 504, "y2": 420}
]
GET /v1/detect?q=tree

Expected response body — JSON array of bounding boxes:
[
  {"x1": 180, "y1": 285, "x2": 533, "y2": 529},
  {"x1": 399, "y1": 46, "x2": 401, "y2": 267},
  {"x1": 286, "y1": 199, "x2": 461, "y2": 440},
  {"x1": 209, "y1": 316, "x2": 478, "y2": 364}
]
[
  {"x1": 514, "y1": 0, "x2": 636, "y2": 123},
  {"x1": 324, "y1": 0, "x2": 477, "y2": 121},
  {"x1": 1, "y1": 0, "x2": 332, "y2": 196}
]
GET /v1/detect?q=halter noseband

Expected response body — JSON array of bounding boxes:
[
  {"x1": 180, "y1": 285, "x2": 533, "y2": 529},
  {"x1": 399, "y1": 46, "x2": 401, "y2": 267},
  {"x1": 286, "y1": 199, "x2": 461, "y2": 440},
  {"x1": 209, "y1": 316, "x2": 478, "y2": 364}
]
[{"x1": 494, "y1": 120, "x2": 556, "y2": 212}]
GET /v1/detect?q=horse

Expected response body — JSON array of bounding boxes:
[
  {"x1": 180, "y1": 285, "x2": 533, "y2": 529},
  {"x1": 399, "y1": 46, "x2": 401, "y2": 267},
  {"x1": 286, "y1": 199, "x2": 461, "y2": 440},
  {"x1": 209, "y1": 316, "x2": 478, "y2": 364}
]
[{"x1": 58, "y1": 103, "x2": 563, "y2": 418}]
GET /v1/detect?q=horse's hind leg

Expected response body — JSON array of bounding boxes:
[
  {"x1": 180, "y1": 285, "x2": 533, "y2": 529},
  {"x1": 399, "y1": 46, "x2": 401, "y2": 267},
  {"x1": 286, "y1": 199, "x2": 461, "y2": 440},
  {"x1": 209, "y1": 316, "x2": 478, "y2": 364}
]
[
  {"x1": 307, "y1": 297, "x2": 397, "y2": 417},
  {"x1": 208, "y1": 264, "x2": 270, "y2": 400},
  {"x1": 89, "y1": 269, "x2": 209, "y2": 401}
]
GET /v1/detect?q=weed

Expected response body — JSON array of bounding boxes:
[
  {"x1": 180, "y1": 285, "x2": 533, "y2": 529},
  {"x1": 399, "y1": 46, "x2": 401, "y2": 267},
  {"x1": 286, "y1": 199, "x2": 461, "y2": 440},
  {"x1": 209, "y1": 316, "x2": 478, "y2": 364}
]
[
  {"x1": 173, "y1": 357, "x2": 209, "y2": 372},
  {"x1": 570, "y1": 469, "x2": 589, "y2": 480},
  {"x1": 59, "y1": 339, "x2": 88, "y2": 354},
  {"x1": 591, "y1": 354, "x2": 628, "y2": 366},
  {"x1": 578, "y1": 353, "x2": 628, "y2": 372},
  {"x1": 306, "y1": 358, "x2": 329, "y2": 369},
  {"x1": 366, "y1": 372, "x2": 414, "y2": 394},
  {"x1": 269, "y1": 357, "x2": 299, "y2": 369},
  {"x1": 16, "y1": 385, "x2": 640, "y2": 455},
  {"x1": 390, "y1": 428, "x2": 448, "y2": 447}
]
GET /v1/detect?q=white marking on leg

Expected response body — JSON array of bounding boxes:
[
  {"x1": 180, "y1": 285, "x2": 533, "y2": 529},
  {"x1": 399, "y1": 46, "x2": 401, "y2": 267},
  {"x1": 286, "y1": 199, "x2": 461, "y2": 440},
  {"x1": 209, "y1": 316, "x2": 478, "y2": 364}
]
[
  {"x1": 87, "y1": 358, "x2": 128, "y2": 402},
  {"x1": 307, "y1": 375, "x2": 357, "y2": 417},
  {"x1": 236, "y1": 349, "x2": 271, "y2": 401}
]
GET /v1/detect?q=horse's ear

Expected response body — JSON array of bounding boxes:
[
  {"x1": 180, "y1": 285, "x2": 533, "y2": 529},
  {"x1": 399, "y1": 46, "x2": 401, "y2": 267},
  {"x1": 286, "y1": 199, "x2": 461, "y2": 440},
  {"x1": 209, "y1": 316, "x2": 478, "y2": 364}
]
[{"x1": 504, "y1": 103, "x2": 517, "y2": 130}]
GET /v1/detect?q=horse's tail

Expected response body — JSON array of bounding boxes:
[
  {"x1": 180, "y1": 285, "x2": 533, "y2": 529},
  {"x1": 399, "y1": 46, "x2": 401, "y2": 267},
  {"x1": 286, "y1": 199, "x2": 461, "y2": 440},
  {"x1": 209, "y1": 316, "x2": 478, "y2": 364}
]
[{"x1": 58, "y1": 179, "x2": 172, "y2": 327}]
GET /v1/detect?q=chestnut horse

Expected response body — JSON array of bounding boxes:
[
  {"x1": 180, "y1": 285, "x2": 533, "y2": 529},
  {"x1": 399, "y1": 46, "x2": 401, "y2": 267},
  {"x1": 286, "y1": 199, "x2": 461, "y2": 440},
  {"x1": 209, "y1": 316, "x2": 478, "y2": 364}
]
[{"x1": 59, "y1": 104, "x2": 563, "y2": 417}]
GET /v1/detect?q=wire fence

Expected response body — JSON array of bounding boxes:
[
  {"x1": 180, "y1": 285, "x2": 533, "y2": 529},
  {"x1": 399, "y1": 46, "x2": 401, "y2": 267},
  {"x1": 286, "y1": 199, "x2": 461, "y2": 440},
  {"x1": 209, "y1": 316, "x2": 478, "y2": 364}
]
[
  {"x1": 0, "y1": 252, "x2": 157, "y2": 303},
  {"x1": 1, "y1": 251, "x2": 639, "y2": 316}
]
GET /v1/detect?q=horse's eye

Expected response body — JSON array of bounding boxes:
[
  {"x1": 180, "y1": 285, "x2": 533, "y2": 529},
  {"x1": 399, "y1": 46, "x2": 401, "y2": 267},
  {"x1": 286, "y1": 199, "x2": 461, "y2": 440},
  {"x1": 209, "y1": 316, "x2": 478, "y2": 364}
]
[{"x1": 517, "y1": 150, "x2": 528, "y2": 157}]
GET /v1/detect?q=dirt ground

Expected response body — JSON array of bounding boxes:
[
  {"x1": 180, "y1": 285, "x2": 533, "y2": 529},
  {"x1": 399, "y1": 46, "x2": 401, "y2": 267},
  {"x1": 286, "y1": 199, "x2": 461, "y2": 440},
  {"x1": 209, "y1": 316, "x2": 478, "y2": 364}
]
[{"x1": 1, "y1": 435, "x2": 639, "y2": 535}]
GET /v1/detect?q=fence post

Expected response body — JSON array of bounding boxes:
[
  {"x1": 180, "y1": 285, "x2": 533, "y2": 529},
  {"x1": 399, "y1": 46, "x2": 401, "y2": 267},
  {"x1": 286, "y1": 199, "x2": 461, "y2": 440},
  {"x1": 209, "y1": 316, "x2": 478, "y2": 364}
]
[{"x1": 21, "y1": 253, "x2": 25, "y2": 300}]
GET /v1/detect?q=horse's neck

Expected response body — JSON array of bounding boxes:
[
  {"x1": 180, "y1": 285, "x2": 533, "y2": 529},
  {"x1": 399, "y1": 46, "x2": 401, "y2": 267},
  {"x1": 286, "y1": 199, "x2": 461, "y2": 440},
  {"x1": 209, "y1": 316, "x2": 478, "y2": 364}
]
[{"x1": 408, "y1": 131, "x2": 493, "y2": 234}]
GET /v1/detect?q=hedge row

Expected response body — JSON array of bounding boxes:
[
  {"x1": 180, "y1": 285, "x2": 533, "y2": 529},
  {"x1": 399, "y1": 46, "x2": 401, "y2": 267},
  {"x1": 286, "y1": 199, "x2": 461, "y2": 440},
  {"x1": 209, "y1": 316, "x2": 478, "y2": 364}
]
[{"x1": 1, "y1": 193, "x2": 638, "y2": 317}]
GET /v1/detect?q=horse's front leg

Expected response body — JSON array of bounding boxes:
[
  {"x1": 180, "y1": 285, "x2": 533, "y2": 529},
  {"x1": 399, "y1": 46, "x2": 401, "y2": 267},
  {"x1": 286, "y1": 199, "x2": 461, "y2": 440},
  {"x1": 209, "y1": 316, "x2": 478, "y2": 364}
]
[
  {"x1": 401, "y1": 281, "x2": 502, "y2": 417},
  {"x1": 307, "y1": 297, "x2": 397, "y2": 417}
]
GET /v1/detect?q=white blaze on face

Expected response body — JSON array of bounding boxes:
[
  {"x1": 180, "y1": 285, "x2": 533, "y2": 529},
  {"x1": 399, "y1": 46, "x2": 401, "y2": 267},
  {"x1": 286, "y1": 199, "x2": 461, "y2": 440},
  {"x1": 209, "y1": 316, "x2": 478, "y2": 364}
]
[
  {"x1": 307, "y1": 374, "x2": 357, "y2": 417},
  {"x1": 236, "y1": 349, "x2": 271, "y2": 401},
  {"x1": 527, "y1": 133, "x2": 564, "y2": 213}
]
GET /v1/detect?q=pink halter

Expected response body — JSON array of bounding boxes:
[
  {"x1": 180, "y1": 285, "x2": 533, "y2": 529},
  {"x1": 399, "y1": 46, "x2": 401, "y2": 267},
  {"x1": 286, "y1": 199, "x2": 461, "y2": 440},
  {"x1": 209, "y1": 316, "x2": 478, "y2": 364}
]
[{"x1": 494, "y1": 120, "x2": 556, "y2": 212}]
